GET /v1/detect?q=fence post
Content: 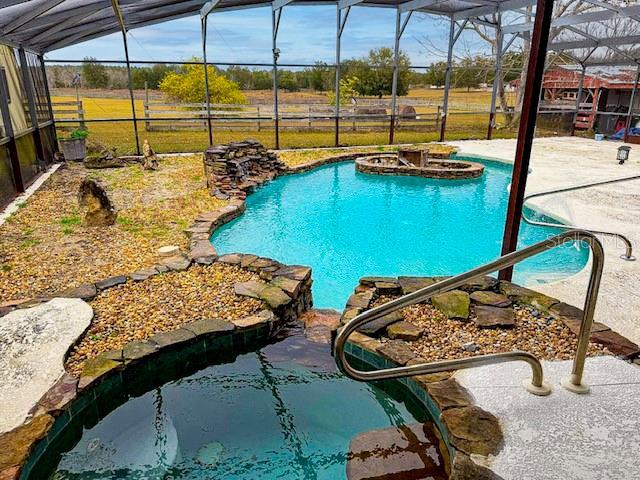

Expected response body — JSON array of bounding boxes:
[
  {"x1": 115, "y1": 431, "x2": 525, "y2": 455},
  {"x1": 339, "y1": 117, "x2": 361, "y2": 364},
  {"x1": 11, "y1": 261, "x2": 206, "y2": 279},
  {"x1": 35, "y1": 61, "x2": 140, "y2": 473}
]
[
  {"x1": 144, "y1": 81, "x2": 150, "y2": 131},
  {"x1": 257, "y1": 106, "x2": 261, "y2": 132},
  {"x1": 78, "y1": 101, "x2": 86, "y2": 130},
  {"x1": 308, "y1": 105, "x2": 312, "y2": 129}
]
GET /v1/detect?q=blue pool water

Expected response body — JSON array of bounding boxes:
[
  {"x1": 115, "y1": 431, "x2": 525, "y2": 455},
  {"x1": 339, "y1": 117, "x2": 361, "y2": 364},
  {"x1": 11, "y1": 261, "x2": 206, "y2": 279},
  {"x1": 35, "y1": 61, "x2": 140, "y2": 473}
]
[
  {"x1": 212, "y1": 158, "x2": 588, "y2": 309},
  {"x1": 52, "y1": 331, "x2": 445, "y2": 479}
]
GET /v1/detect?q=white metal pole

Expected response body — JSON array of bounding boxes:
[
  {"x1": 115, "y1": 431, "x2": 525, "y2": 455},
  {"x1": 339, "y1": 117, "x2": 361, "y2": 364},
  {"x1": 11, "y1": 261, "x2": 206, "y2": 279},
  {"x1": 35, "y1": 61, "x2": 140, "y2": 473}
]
[
  {"x1": 390, "y1": 7, "x2": 401, "y2": 144},
  {"x1": 623, "y1": 65, "x2": 640, "y2": 143},
  {"x1": 202, "y1": 15, "x2": 213, "y2": 145},
  {"x1": 335, "y1": 4, "x2": 341, "y2": 147},
  {"x1": 272, "y1": 8, "x2": 280, "y2": 149},
  {"x1": 488, "y1": 15, "x2": 502, "y2": 140}
]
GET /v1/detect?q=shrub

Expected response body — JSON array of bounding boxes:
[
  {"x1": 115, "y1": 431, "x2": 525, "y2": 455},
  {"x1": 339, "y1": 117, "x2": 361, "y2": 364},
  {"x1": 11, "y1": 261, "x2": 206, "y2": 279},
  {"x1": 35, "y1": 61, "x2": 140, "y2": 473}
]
[{"x1": 159, "y1": 59, "x2": 246, "y2": 104}]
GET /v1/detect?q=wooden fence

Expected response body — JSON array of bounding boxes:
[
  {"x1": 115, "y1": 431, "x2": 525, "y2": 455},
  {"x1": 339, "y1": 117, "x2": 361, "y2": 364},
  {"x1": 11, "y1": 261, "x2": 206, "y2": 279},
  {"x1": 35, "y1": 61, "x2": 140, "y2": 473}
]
[
  {"x1": 142, "y1": 100, "x2": 440, "y2": 133},
  {"x1": 51, "y1": 100, "x2": 85, "y2": 129}
]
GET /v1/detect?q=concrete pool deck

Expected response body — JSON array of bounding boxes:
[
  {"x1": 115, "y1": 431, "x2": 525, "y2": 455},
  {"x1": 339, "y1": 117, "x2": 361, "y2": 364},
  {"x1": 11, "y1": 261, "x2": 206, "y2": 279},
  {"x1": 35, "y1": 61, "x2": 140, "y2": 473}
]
[
  {"x1": 455, "y1": 356, "x2": 640, "y2": 480},
  {"x1": 451, "y1": 137, "x2": 640, "y2": 346}
]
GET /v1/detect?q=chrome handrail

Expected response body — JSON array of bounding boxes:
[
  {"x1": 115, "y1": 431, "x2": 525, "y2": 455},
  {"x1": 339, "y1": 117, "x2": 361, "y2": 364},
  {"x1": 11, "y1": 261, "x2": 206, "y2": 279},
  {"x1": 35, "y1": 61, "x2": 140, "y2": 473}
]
[
  {"x1": 334, "y1": 230, "x2": 605, "y2": 396},
  {"x1": 522, "y1": 174, "x2": 640, "y2": 261}
]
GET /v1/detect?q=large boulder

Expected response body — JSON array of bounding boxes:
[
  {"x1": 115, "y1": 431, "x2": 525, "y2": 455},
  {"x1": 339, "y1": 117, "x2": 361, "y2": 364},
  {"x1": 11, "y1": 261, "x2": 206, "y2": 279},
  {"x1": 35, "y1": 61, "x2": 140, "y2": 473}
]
[
  {"x1": 0, "y1": 298, "x2": 93, "y2": 433},
  {"x1": 78, "y1": 177, "x2": 117, "y2": 226}
]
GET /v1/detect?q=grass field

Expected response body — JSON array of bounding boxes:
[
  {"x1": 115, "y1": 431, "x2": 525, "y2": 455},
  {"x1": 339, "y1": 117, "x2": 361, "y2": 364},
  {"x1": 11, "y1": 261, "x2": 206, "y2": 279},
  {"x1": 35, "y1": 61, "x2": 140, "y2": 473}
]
[{"x1": 52, "y1": 88, "x2": 523, "y2": 153}]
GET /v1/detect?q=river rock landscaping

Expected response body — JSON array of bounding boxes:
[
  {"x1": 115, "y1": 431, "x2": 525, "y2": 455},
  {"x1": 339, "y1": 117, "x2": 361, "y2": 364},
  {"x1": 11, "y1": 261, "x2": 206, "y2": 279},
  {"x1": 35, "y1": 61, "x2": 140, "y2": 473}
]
[
  {"x1": 341, "y1": 275, "x2": 640, "y2": 365},
  {"x1": 64, "y1": 262, "x2": 264, "y2": 376}
]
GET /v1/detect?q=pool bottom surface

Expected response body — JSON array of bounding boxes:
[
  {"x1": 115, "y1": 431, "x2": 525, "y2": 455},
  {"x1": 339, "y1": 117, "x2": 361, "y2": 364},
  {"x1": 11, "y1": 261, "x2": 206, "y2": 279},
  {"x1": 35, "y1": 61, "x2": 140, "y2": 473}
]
[{"x1": 50, "y1": 327, "x2": 446, "y2": 479}]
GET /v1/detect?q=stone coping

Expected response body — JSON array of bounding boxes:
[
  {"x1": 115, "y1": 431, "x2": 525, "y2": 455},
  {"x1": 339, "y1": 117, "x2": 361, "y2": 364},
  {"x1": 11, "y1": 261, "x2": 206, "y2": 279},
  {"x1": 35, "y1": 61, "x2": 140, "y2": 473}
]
[
  {"x1": 6, "y1": 317, "x2": 280, "y2": 480},
  {"x1": 0, "y1": 250, "x2": 313, "y2": 479},
  {"x1": 282, "y1": 152, "x2": 375, "y2": 175},
  {"x1": 338, "y1": 274, "x2": 640, "y2": 480},
  {"x1": 5, "y1": 144, "x2": 635, "y2": 479},
  {"x1": 345, "y1": 342, "x2": 502, "y2": 480},
  {"x1": 355, "y1": 155, "x2": 485, "y2": 180}
]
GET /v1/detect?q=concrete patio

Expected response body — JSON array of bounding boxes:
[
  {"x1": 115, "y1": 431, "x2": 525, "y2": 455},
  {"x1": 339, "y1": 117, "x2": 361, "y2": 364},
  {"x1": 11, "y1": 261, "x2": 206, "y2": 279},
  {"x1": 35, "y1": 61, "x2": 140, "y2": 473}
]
[{"x1": 456, "y1": 356, "x2": 640, "y2": 480}]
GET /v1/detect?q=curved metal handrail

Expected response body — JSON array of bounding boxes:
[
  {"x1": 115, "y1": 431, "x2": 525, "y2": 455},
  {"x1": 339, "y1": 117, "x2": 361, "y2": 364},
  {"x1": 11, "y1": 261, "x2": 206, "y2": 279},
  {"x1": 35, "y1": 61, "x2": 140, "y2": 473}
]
[
  {"x1": 334, "y1": 230, "x2": 605, "y2": 396},
  {"x1": 522, "y1": 174, "x2": 640, "y2": 261}
]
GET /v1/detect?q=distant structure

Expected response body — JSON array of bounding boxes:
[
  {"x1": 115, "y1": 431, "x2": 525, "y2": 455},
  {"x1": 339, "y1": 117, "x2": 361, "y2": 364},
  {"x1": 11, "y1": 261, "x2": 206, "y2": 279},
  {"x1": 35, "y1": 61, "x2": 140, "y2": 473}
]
[{"x1": 515, "y1": 66, "x2": 640, "y2": 135}]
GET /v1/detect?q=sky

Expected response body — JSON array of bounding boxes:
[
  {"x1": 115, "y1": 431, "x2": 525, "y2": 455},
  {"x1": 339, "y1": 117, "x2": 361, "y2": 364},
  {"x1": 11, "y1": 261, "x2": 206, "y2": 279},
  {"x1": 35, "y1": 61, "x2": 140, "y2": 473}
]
[{"x1": 45, "y1": 6, "x2": 493, "y2": 69}]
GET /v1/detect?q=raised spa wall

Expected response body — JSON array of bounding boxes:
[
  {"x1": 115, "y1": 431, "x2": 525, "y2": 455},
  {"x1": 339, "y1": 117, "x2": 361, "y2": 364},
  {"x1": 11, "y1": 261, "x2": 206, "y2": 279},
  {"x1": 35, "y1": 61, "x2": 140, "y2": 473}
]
[
  {"x1": 355, "y1": 155, "x2": 485, "y2": 180},
  {"x1": 0, "y1": 248, "x2": 314, "y2": 480}
]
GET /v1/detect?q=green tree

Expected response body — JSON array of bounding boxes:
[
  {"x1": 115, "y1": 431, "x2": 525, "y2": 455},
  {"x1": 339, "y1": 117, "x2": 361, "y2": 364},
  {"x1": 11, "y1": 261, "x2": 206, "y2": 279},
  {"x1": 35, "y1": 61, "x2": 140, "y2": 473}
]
[
  {"x1": 225, "y1": 66, "x2": 255, "y2": 89},
  {"x1": 425, "y1": 61, "x2": 447, "y2": 87},
  {"x1": 307, "y1": 62, "x2": 334, "y2": 91},
  {"x1": 159, "y1": 58, "x2": 246, "y2": 104},
  {"x1": 342, "y1": 47, "x2": 411, "y2": 98},
  {"x1": 328, "y1": 76, "x2": 360, "y2": 105},
  {"x1": 278, "y1": 70, "x2": 300, "y2": 92},
  {"x1": 131, "y1": 64, "x2": 177, "y2": 90},
  {"x1": 82, "y1": 57, "x2": 109, "y2": 88}
]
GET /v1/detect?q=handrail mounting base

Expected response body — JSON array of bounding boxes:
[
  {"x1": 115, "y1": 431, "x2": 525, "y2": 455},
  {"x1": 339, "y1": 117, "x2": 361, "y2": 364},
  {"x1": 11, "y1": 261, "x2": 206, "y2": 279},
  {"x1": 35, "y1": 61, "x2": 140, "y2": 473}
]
[
  {"x1": 621, "y1": 254, "x2": 636, "y2": 262},
  {"x1": 523, "y1": 379, "x2": 552, "y2": 396},
  {"x1": 561, "y1": 375, "x2": 590, "y2": 394}
]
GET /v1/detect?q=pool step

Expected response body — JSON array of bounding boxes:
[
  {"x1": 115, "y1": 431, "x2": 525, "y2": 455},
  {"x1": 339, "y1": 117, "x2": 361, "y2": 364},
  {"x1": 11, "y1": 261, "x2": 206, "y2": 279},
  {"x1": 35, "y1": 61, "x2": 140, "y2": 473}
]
[
  {"x1": 299, "y1": 309, "x2": 341, "y2": 344},
  {"x1": 347, "y1": 423, "x2": 447, "y2": 480}
]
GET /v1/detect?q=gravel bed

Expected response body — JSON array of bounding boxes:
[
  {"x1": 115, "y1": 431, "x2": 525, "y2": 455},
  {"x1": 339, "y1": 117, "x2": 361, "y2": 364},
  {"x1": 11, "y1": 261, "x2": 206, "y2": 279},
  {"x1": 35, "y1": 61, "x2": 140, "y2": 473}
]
[
  {"x1": 0, "y1": 157, "x2": 226, "y2": 301},
  {"x1": 65, "y1": 263, "x2": 264, "y2": 375},
  {"x1": 372, "y1": 296, "x2": 609, "y2": 362}
]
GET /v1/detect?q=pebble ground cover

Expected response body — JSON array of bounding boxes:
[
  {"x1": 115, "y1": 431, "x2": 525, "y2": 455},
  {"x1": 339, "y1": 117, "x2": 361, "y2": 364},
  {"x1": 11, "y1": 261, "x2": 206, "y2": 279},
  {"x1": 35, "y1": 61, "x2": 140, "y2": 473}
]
[{"x1": 0, "y1": 156, "x2": 226, "y2": 301}]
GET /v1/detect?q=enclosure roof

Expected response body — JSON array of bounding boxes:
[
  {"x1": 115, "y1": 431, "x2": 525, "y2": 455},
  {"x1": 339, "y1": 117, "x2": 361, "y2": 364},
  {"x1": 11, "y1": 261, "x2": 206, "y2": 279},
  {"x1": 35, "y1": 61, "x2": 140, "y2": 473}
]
[
  {"x1": 0, "y1": 0, "x2": 535, "y2": 53},
  {"x1": 0, "y1": 0, "x2": 639, "y2": 66}
]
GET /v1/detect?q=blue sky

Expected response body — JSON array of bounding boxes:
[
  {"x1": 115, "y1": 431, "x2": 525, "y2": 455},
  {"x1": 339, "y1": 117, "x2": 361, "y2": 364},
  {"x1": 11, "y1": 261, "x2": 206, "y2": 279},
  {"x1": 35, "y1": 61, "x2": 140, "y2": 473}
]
[{"x1": 47, "y1": 6, "x2": 491, "y2": 68}]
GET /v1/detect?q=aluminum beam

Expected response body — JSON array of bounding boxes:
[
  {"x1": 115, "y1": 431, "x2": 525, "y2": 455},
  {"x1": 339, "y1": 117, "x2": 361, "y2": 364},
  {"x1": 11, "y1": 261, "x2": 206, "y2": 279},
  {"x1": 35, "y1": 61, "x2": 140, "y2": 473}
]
[
  {"x1": 453, "y1": 0, "x2": 535, "y2": 20},
  {"x1": 487, "y1": 14, "x2": 502, "y2": 140},
  {"x1": 398, "y1": 0, "x2": 437, "y2": 13},
  {"x1": 112, "y1": 0, "x2": 141, "y2": 154},
  {"x1": 200, "y1": 0, "x2": 220, "y2": 17},
  {"x1": 504, "y1": 4, "x2": 640, "y2": 34}
]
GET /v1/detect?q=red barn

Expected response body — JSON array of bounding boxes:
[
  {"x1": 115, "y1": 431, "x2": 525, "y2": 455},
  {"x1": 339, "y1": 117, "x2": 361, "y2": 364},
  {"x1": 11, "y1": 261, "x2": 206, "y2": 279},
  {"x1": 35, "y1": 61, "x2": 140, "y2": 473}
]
[{"x1": 539, "y1": 65, "x2": 639, "y2": 134}]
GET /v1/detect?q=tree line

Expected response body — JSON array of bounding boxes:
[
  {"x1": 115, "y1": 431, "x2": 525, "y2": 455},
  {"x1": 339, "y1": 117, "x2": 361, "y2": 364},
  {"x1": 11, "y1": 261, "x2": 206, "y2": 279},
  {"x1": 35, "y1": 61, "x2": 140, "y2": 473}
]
[{"x1": 47, "y1": 48, "x2": 524, "y2": 100}]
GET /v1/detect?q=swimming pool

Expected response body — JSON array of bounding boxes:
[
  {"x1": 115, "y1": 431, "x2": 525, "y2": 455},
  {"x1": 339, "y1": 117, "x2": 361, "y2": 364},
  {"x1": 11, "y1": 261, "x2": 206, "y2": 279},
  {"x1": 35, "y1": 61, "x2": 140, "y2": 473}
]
[
  {"x1": 48, "y1": 328, "x2": 446, "y2": 479},
  {"x1": 212, "y1": 157, "x2": 588, "y2": 309}
]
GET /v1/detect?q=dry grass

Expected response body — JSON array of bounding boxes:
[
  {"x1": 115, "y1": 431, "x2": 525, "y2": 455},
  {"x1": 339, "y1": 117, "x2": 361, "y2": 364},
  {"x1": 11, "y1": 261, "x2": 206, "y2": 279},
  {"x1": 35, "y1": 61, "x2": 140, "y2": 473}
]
[
  {"x1": 51, "y1": 88, "x2": 521, "y2": 154},
  {"x1": 0, "y1": 155, "x2": 226, "y2": 301}
]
